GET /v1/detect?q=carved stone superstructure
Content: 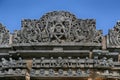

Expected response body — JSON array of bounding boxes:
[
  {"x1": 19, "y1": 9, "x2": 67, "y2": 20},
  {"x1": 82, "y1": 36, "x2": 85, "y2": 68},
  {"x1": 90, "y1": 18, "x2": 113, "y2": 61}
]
[
  {"x1": 13, "y1": 11, "x2": 102, "y2": 44},
  {"x1": 0, "y1": 11, "x2": 120, "y2": 80}
]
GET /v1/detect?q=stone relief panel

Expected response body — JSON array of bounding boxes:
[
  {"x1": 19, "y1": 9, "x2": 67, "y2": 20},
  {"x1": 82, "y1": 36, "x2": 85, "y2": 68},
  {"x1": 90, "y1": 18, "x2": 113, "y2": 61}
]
[
  {"x1": 13, "y1": 19, "x2": 40, "y2": 43},
  {"x1": 74, "y1": 19, "x2": 102, "y2": 43},
  {"x1": 107, "y1": 21, "x2": 120, "y2": 47},
  {"x1": 13, "y1": 11, "x2": 102, "y2": 44},
  {"x1": 0, "y1": 23, "x2": 9, "y2": 45}
]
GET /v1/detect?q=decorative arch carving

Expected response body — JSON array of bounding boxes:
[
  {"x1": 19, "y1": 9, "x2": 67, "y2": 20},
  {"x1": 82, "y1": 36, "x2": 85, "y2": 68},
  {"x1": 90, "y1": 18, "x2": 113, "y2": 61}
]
[{"x1": 13, "y1": 11, "x2": 102, "y2": 44}]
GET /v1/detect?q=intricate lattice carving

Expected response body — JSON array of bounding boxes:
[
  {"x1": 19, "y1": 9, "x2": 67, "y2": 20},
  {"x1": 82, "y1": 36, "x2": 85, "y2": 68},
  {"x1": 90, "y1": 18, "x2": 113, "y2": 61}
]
[
  {"x1": 13, "y1": 11, "x2": 102, "y2": 44},
  {"x1": 73, "y1": 19, "x2": 102, "y2": 43},
  {"x1": 107, "y1": 21, "x2": 120, "y2": 47},
  {"x1": 13, "y1": 19, "x2": 40, "y2": 43},
  {"x1": 0, "y1": 23, "x2": 9, "y2": 45}
]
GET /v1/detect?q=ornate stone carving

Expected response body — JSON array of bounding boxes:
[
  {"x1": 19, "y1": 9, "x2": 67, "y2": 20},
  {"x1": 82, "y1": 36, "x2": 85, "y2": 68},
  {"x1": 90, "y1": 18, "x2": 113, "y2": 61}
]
[
  {"x1": 32, "y1": 58, "x2": 37, "y2": 67},
  {"x1": 18, "y1": 57, "x2": 23, "y2": 67},
  {"x1": 76, "y1": 69, "x2": 82, "y2": 75},
  {"x1": 9, "y1": 57, "x2": 16, "y2": 67},
  {"x1": 107, "y1": 21, "x2": 120, "y2": 47},
  {"x1": 76, "y1": 57, "x2": 81, "y2": 67},
  {"x1": 0, "y1": 23, "x2": 9, "y2": 45},
  {"x1": 49, "y1": 69, "x2": 54, "y2": 76},
  {"x1": 40, "y1": 57, "x2": 46, "y2": 67},
  {"x1": 107, "y1": 58, "x2": 114, "y2": 67},
  {"x1": 15, "y1": 69, "x2": 22, "y2": 75},
  {"x1": 1, "y1": 11, "x2": 120, "y2": 80},
  {"x1": 85, "y1": 69, "x2": 90, "y2": 74},
  {"x1": 13, "y1": 11, "x2": 102, "y2": 44},
  {"x1": 30, "y1": 69, "x2": 36, "y2": 76},
  {"x1": 58, "y1": 69, "x2": 64, "y2": 75},
  {"x1": 7, "y1": 69, "x2": 15, "y2": 75},
  {"x1": 85, "y1": 57, "x2": 89, "y2": 67},
  {"x1": 73, "y1": 19, "x2": 102, "y2": 43},
  {"x1": 99, "y1": 57, "x2": 108, "y2": 66},
  {"x1": 13, "y1": 19, "x2": 40, "y2": 43},
  {"x1": 50, "y1": 57, "x2": 56, "y2": 67},
  {"x1": 56, "y1": 57, "x2": 63, "y2": 67},
  {"x1": 93, "y1": 56, "x2": 98, "y2": 67},
  {"x1": 39, "y1": 69, "x2": 45, "y2": 75},
  {"x1": 1, "y1": 58, "x2": 9, "y2": 68},
  {"x1": 67, "y1": 69, "x2": 73, "y2": 76}
]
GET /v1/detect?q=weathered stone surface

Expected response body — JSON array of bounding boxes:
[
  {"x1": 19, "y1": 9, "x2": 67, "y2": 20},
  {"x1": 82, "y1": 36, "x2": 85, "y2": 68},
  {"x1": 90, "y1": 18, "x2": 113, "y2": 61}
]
[
  {"x1": 13, "y1": 11, "x2": 102, "y2": 45},
  {"x1": 0, "y1": 11, "x2": 120, "y2": 80},
  {"x1": 0, "y1": 23, "x2": 9, "y2": 45},
  {"x1": 107, "y1": 21, "x2": 120, "y2": 48}
]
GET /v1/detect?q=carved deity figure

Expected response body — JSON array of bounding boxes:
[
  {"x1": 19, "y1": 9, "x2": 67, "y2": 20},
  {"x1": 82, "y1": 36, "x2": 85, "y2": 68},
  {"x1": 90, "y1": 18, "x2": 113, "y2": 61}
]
[
  {"x1": 1, "y1": 58, "x2": 8, "y2": 67},
  {"x1": 108, "y1": 58, "x2": 114, "y2": 67},
  {"x1": 67, "y1": 57, "x2": 73, "y2": 67},
  {"x1": 56, "y1": 57, "x2": 64, "y2": 67},
  {"x1": 100, "y1": 57, "x2": 108, "y2": 66},
  {"x1": 76, "y1": 57, "x2": 81, "y2": 67},
  {"x1": 93, "y1": 56, "x2": 98, "y2": 66},
  {"x1": 49, "y1": 57, "x2": 56, "y2": 67},
  {"x1": 73, "y1": 23, "x2": 85, "y2": 42},
  {"x1": 9, "y1": 57, "x2": 16, "y2": 67},
  {"x1": 18, "y1": 57, "x2": 23, "y2": 67},
  {"x1": 85, "y1": 57, "x2": 89, "y2": 67},
  {"x1": 40, "y1": 57, "x2": 45, "y2": 67}
]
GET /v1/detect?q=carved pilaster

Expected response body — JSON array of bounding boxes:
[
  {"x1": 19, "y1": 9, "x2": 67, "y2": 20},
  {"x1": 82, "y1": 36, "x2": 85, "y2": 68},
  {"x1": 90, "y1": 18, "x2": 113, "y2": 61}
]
[
  {"x1": 25, "y1": 71, "x2": 30, "y2": 80},
  {"x1": 89, "y1": 51, "x2": 92, "y2": 59},
  {"x1": 26, "y1": 60, "x2": 32, "y2": 80},
  {"x1": 118, "y1": 54, "x2": 120, "y2": 62},
  {"x1": 9, "y1": 34, "x2": 13, "y2": 45},
  {"x1": 102, "y1": 36, "x2": 106, "y2": 50}
]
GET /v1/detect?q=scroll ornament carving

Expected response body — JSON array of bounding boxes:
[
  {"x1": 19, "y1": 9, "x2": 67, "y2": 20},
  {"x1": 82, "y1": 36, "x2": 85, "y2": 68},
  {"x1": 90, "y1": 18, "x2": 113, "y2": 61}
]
[{"x1": 13, "y1": 11, "x2": 102, "y2": 44}]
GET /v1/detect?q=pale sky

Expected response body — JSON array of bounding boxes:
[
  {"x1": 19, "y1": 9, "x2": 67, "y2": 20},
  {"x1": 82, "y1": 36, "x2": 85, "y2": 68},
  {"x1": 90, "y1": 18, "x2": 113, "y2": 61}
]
[{"x1": 0, "y1": 0, "x2": 120, "y2": 35}]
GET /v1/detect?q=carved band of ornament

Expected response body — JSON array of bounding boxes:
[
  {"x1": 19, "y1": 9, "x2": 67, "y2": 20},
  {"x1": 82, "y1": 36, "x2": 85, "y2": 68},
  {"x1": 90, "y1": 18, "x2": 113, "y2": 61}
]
[
  {"x1": 0, "y1": 69, "x2": 120, "y2": 78},
  {"x1": 31, "y1": 57, "x2": 116, "y2": 68},
  {"x1": 4, "y1": 69, "x2": 118, "y2": 78},
  {"x1": 13, "y1": 11, "x2": 102, "y2": 44},
  {"x1": 30, "y1": 69, "x2": 90, "y2": 77},
  {"x1": 1, "y1": 57, "x2": 119, "y2": 68},
  {"x1": 1, "y1": 11, "x2": 120, "y2": 47},
  {"x1": 0, "y1": 69, "x2": 26, "y2": 75}
]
